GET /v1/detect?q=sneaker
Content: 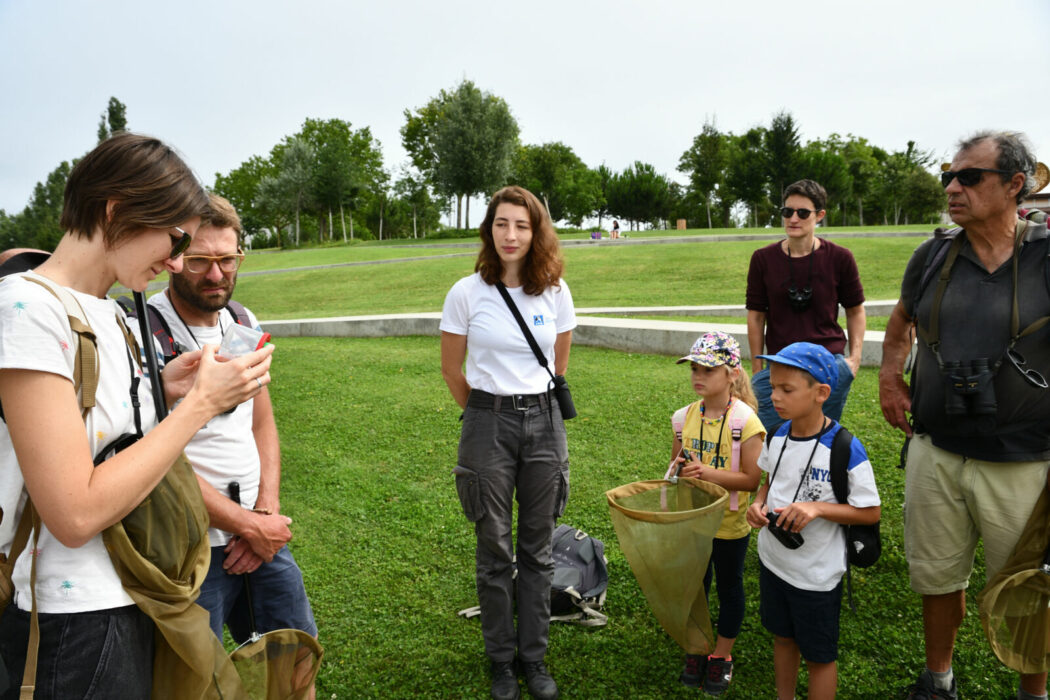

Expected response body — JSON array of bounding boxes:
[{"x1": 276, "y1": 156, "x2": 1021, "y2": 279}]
[
  {"x1": 521, "y1": 660, "x2": 559, "y2": 700},
  {"x1": 704, "y1": 656, "x2": 733, "y2": 695},
  {"x1": 490, "y1": 660, "x2": 520, "y2": 700},
  {"x1": 905, "y1": 669, "x2": 958, "y2": 700},
  {"x1": 679, "y1": 654, "x2": 705, "y2": 688}
]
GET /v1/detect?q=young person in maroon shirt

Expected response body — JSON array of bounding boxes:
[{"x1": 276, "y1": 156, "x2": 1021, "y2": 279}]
[{"x1": 746, "y1": 179, "x2": 866, "y2": 432}]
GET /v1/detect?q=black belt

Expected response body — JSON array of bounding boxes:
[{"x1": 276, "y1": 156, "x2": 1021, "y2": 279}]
[{"x1": 467, "y1": 389, "x2": 550, "y2": 412}]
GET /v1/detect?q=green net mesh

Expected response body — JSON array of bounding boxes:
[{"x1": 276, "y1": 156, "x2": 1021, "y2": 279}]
[
  {"x1": 230, "y1": 629, "x2": 324, "y2": 700},
  {"x1": 606, "y1": 478, "x2": 727, "y2": 654}
]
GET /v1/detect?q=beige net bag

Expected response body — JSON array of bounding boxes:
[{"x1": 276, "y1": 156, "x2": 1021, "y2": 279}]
[{"x1": 606, "y1": 478, "x2": 727, "y2": 654}]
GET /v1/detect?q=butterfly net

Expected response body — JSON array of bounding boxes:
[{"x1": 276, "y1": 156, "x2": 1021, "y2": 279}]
[
  {"x1": 978, "y1": 491, "x2": 1050, "y2": 674},
  {"x1": 606, "y1": 478, "x2": 727, "y2": 654},
  {"x1": 230, "y1": 629, "x2": 324, "y2": 700}
]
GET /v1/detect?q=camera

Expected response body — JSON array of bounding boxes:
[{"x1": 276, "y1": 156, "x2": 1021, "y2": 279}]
[
  {"x1": 786, "y1": 284, "x2": 812, "y2": 312},
  {"x1": 766, "y1": 511, "x2": 805, "y2": 550},
  {"x1": 551, "y1": 374, "x2": 577, "y2": 420}
]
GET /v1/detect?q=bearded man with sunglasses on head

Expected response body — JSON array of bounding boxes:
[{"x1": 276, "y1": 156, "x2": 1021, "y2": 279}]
[
  {"x1": 746, "y1": 179, "x2": 867, "y2": 433},
  {"x1": 148, "y1": 193, "x2": 318, "y2": 651},
  {"x1": 880, "y1": 131, "x2": 1049, "y2": 700}
]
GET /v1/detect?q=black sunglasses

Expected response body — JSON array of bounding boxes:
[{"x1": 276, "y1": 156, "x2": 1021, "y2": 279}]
[
  {"x1": 168, "y1": 226, "x2": 192, "y2": 259},
  {"x1": 1006, "y1": 348, "x2": 1049, "y2": 389},
  {"x1": 940, "y1": 168, "x2": 1014, "y2": 188},
  {"x1": 780, "y1": 207, "x2": 820, "y2": 220}
]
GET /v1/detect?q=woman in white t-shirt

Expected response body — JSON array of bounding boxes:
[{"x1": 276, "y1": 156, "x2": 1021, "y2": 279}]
[
  {"x1": 0, "y1": 133, "x2": 272, "y2": 697},
  {"x1": 441, "y1": 186, "x2": 576, "y2": 700}
]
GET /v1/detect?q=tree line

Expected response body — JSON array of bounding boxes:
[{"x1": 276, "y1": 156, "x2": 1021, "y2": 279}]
[{"x1": 0, "y1": 87, "x2": 947, "y2": 250}]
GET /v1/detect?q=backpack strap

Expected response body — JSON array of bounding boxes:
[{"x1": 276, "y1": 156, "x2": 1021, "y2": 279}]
[
  {"x1": 146, "y1": 304, "x2": 179, "y2": 363},
  {"x1": 226, "y1": 299, "x2": 251, "y2": 327},
  {"x1": 21, "y1": 274, "x2": 98, "y2": 418},
  {"x1": 829, "y1": 425, "x2": 853, "y2": 505},
  {"x1": 727, "y1": 400, "x2": 754, "y2": 512}
]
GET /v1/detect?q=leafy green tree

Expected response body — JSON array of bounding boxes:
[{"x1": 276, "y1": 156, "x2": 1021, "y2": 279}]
[
  {"x1": 256, "y1": 138, "x2": 314, "y2": 246},
  {"x1": 510, "y1": 142, "x2": 600, "y2": 225},
  {"x1": 764, "y1": 110, "x2": 802, "y2": 206},
  {"x1": 593, "y1": 165, "x2": 612, "y2": 229},
  {"x1": 678, "y1": 121, "x2": 728, "y2": 228},
  {"x1": 97, "y1": 96, "x2": 128, "y2": 143},
  {"x1": 901, "y1": 168, "x2": 946, "y2": 225},
  {"x1": 213, "y1": 154, "x2": 275, "y2": 241},
  {"x1": 394, "y1": 168, "x2": 442, "y2": 238},
  {"x1": 725, "y1": 128, "x2": 768, "y2": 227},
  {"x1": 607, "y1": 162, "x2": 672, "y2": 229},
  {"x1": 407, "y1": 80, "x2": 519, "y2": 229},
  {"x1": 797, "y1": 142, "x2": 852, "y2": 224}
]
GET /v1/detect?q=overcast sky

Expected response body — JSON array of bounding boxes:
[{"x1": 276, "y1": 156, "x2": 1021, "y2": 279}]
[{"x1": 1, "y1": 0, "x2": 1048, "y2": 217}]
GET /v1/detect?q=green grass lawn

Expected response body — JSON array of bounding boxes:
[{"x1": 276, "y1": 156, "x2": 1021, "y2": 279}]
[
  {"x1": 273, "y1": 337, "x2": 1014, "y2": 699},
  {"x1": 233, "y1": 236, "x2": 927, "y2": 320}
]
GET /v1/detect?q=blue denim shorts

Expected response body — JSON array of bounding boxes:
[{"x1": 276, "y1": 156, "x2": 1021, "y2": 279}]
[
  {"x1": 196, "y1": 544, "x2": 317, "y2": 643},
  {"x1": 759, "y1": 562, "x2": 842, "y2": 663},
  {"x1": 0, "y1": 604, "x2": 153, "y2": 699}
]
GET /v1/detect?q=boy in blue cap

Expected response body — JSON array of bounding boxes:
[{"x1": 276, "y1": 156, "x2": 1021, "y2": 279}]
[{"x1": 745, "y1": 342, "x2": 881, "y2": 700}]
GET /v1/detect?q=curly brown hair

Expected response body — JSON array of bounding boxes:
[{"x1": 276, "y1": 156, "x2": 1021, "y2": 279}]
[{"x1": 475, "y1": 186, "x2": 564, "y2": 295}]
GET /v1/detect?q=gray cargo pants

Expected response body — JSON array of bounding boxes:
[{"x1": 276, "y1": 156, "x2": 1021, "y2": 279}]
[{"x1": 454, "y1": 391, "x2": 570, "y2": 663}]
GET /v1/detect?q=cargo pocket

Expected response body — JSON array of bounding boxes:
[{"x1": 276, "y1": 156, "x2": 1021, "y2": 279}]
[
  {"x1": 452, "y1": 465, "x2": 485, "y2": 522},
  {"x1": 553, "y1": 463, "x2": 570, "y2": 518}
]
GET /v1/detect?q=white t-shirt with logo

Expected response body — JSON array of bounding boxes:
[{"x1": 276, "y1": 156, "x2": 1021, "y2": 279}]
[
  {"x1": 0, "y1": 273, "x2": 156, "y2": 613},
  {"x1": 757, "y1": 421, "x2": 881, "y2": 591},
  {"x1": 440, "y1": 273, "x2": 576, "y2": 396},
  {"x1": 148, "y1": 290, "x2": 262, "y2": 547}
]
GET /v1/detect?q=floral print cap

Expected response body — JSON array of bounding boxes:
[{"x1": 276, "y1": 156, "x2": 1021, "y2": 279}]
[{"x1": 676, "y1": 331, "x2": 741, "y2": 368}]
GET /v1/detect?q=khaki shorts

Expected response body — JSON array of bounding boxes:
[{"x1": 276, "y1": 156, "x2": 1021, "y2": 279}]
[{"x1": 904, "y1": 433, "x2": 1050, "y2": 595}]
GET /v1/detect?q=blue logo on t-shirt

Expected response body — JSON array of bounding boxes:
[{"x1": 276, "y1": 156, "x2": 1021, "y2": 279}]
[{"x1": 533, "y1": 315, "x2": 544, "y2": 326}]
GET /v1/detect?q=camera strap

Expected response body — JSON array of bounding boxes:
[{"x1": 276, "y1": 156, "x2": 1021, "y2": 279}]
[{"x1": 767, "y1": 419, "x2": 830, "y2": 509}]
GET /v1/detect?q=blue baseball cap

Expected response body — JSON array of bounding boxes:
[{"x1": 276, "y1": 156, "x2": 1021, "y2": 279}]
[{"x1": 757, "y1": 342, "x2": 839, "y2": 391}]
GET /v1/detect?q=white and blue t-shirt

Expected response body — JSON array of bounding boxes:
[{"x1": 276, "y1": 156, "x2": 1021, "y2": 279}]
[
  {"x1": 757, "y1": 420, "x2": 880, "y2": 591},
  {"x1": 440, "y1": 273, "x2": 576, "y2": 396}
]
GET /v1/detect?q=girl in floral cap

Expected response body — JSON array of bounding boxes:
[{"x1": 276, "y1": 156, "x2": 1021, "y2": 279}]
[{"x1": 665, "y1": 330, "x2": 766, "y2": 695}]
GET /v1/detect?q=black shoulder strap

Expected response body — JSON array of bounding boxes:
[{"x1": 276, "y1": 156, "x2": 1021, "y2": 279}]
[
  {"x1": 829, "y1": 425, "x2": 854, "y2": 504},
  {"x1": 226, "y1": 299, "x2": 251, "y2": 327},
  {"x1": 495, "y1": 281, "x2": 554, "y2": 380}
]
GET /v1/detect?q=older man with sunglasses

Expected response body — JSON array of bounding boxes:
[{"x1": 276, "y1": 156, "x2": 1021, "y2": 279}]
[
  {"x1": 148, "y1": 193, "x2": 318, "y2": 651},
  {"x1": 746, "y1": 178, "x2": 867, "y2": 434},
  {"x1": 880, "y1": 131, "x2": 1048, "y2": 700}
]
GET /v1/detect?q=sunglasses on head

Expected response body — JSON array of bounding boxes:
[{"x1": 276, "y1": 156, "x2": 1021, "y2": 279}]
[
  {"x1": 168, "y1": 226, "x2": 192, "y2": 260},
  {"x1": 780, "y1": 207, "x2": 819, "y2": 220},
  {"x1": 940, "y1": 167, "x2": 1014, "y2": 188}
]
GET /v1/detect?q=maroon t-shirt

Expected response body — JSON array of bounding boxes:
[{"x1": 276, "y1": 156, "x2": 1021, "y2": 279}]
[{"x1": 745, "y1": 238, "x2": 865, "y2": 355}]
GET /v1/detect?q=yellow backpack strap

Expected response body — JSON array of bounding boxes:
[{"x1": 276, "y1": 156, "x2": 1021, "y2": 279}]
[{"x1": 21, "y1": 274, "x2": 98, "y2": 418}]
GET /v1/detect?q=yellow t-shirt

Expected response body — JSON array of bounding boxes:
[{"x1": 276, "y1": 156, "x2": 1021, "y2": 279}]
[{"x1": 679, "y1": 398, "x2": 766, "y2": 540}]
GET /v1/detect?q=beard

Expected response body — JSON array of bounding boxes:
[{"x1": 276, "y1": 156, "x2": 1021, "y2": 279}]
[{"x1": 170, "y1": 272, "x2": 236, "y2": 313}]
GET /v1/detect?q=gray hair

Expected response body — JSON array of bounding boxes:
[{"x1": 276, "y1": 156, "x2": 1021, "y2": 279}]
[{"x1": 957, "y1": 130, "x2": 1037, "y2": 204}]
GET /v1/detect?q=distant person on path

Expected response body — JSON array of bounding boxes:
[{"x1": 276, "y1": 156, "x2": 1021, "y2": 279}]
[
  {"x1": 611, "y1": 220, "x2": 620, "y2": 239},
  {"x1": 665, "y1": 331, "x2": 764, "y2": 695},
  {"x1": 441, "y1": 185, "x2": 576, "y2": 700},
  {"x1": 879, "y1": 131, "x2": 1048, "y2": 700},
  {"x1": 746, "y1": 179, "x2": 866, "y2": 433},
  {"x1": 147, "y1": 194, "x2": 317, "y2": 654},
  {"x1": 746, "y1": 342, "x2": 880, "y2": 700}
]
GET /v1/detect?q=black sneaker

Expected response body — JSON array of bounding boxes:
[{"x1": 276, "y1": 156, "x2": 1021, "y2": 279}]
[
  {"x1": 490, "y1": 660, "x2": 520, "y2": 700},
  {"x1": 679, "y1": 654, "x2": 705, "y2": 688},
  {"x1": 521, "y1": 660, "x2": 559, "y2": 700},
  {"x1": 905, "y1": 670, "x2": 958, "y2": 700},
  {"x1": 703, "y1": 656, "x2": 733, "y2": 696}
]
